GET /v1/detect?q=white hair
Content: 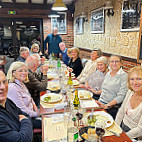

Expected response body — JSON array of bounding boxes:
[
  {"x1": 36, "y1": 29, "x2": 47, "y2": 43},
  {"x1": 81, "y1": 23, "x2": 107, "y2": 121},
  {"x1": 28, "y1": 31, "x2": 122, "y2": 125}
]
[{"x1": 97, "y1": 56, "x2": 108, "y2": 65}]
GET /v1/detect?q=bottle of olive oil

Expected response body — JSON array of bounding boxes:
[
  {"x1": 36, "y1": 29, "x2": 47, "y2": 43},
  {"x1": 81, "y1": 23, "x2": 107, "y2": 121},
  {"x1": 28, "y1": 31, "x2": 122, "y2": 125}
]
[
  {"x1": 67, "y1": 72, "x2": 73, "y2": 86},
  {"x1": 73, "y1": 89, "x2": 80, "y2": 109}
]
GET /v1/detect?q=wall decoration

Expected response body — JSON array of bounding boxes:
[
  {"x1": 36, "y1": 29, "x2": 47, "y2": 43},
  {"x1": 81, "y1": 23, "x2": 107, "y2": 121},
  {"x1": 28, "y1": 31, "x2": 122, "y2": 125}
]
[
  {"x1": 121, "y1": 1, "x2": 142, "y2": 32},
  {"x1": 51, "y1": 12, "x2": 67, "y2": 34},
  {"x1": 75, "y1": 17, "x2": 84, "y2": 34},
  {"x1": 91, "y1": 8, "x2": 105, "y2": 34}
]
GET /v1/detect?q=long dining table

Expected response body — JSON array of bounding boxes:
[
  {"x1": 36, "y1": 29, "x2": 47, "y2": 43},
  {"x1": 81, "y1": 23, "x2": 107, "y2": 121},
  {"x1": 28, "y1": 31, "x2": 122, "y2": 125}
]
[
  {"x1": 40, "y1": 91, "x2": 132, "y2": 142},
  {"x1": 40, "y1": 61, "x2": 132, "y2": 142}
]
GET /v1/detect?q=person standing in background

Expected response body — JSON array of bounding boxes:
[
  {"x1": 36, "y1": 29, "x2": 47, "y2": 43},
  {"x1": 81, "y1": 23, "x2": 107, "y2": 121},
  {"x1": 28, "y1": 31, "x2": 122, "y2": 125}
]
[{"x1": 44, "y1": 27, "x2": 62, "y2": 58}]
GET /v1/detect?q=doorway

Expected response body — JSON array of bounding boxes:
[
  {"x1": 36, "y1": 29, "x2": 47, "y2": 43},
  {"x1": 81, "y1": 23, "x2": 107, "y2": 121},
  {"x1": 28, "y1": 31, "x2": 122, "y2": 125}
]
[{"x1": 0, "y1": 18, "x2": 43, "y2": 59}]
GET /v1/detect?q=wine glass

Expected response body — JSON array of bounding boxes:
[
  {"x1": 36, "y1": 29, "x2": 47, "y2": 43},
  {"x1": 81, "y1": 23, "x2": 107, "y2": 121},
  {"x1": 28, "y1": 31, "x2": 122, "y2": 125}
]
[{"x1": 95, "y1": 119, "x2": 105, "y2": 142}]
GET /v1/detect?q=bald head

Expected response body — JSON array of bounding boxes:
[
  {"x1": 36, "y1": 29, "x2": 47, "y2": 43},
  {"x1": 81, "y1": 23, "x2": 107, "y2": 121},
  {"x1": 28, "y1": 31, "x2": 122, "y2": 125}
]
[
  {"x1": 53, "y1": 27, "x2": 58, "y2": 36},
  {"x1": 25, "y1": 55, "x2": 39, "y2": 72},
  {"x1": 0, "y1": 70, "x2": 8, "y2": 104}
]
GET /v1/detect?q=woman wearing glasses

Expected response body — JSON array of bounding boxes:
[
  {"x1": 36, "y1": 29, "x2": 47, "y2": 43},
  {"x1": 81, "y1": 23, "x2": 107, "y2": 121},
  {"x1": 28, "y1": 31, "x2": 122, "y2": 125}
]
[
  {"x1": 96, "y1": 55, "x2": 128, "y2": 119},
  {"x1": 6, "y1": 61, "x2": 41, "y2": 129}
]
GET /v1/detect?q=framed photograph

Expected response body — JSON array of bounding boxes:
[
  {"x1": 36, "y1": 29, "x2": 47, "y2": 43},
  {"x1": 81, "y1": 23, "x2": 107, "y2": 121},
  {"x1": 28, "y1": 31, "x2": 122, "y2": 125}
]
[
  {"x1": 51, "y1": 12, "x2": 67, "y2": 34},
  {"x1": 75, "y1": 17, "x2": 84, "y2": 34},
  {"x1": 121, "y1": 1, "x2": 141, "y2": 32},
  {"x1": 91, "y1": 8, "x2": 105, "y2": 34}
]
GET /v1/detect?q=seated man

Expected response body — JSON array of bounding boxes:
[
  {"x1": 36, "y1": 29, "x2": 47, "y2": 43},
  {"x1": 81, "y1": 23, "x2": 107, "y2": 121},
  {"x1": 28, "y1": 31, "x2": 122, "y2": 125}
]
[
  {"x1": 0, "y1": 70, "x2": 33, "y2": 142},
  {"x1": 77, "y1": 48, "x2": 102, "y2": 84},
  {"x1": 59, "y1": 42, "x2": 70, "y2": 66},
  {"x1": 16, "y1": 46, "x2": 30, "y2": 62},
  {"x1": 25, "y1": 55, "x2": 48, "y2": 106}
]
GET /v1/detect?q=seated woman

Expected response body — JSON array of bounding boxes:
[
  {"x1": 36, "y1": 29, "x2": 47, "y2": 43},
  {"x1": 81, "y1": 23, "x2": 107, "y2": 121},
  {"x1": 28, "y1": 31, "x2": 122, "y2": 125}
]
[
  {"x1": 96, "y1": 55, "x2": 128, "y2": 119},
  {"x1": 68, "y1": 47, "x2": 83, "y2": 77},
  {"x1": 30, "y1": 43, "x2": 40, "y2": 54},
  {"x1": 7, "y1": 61, "x2": 41, "y2": 129},
  {"x1": 115, "y1": 66, "x2": 142, "y2": 140},
  {"x1": 81, "y1": 56, "x2": 108, "y2": 100}
]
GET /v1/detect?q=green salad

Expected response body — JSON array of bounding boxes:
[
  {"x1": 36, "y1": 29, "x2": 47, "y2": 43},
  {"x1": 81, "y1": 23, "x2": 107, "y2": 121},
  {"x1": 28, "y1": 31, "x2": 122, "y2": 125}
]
[
  {"x1": 44, "y1": 96, "x2": 51, "y2": 102},
  {"x1": 87, "y1": 115, "x2": 97, "y2": 126}
]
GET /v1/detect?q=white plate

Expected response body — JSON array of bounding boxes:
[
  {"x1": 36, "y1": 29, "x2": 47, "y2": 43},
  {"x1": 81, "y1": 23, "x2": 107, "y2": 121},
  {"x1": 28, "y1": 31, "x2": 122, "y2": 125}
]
[
  {"x1": 86, "y1": 111, "x2": 114, "y2": 128},
  {"x1": 74, "y1": 90, "x2": 93, "y2": 100},
  {"x1": 47, "y1": 81, "x2": 61, "y2": 91},
  {"x1": 73, "y1": 80, "x2": 79, "y2": 86},
  {"x1": 47, "y1": 73, "x2": 58, "y2": 79},
  {"x1": 41, "y1": 93, "x2": 63, "y2": 103}
]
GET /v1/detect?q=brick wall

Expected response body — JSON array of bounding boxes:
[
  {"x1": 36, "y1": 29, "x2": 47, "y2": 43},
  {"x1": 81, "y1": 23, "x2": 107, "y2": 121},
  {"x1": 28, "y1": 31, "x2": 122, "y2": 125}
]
[
  {"x1": 79, "y1": 48, "x2": 140, "y2": 72},
  {"x1": 43, "y1": 12, "x2": 74, "y2": 48}
]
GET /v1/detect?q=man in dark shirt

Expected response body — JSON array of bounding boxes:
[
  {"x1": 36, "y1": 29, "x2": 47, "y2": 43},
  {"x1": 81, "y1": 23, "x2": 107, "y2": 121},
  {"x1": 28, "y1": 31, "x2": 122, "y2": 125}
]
[
  {"x1": 16, "y1": 46, "x2": 30, "y2": 62},
  {"x1": 44, "y1": 27, "x2": 62, "y2": 58},
  {"x1": 0, "y1": 70, "x2": 33, "y2": 142}
]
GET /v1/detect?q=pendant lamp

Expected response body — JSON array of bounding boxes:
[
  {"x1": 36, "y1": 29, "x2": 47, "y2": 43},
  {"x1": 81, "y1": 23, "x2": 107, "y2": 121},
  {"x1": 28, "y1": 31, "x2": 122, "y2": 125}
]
[{"x1": 52, "y1": 0, "x2": 68, "y2": 11}]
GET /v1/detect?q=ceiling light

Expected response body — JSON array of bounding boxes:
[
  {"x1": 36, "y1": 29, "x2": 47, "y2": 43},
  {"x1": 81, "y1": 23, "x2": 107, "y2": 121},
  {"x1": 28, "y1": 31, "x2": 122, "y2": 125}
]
[
  {"x1": 48, "y1": 10, "x2": 60, "y2": 17},
  {"x1": 52, "y1": 0, "x2": 68, "y2": 11}
]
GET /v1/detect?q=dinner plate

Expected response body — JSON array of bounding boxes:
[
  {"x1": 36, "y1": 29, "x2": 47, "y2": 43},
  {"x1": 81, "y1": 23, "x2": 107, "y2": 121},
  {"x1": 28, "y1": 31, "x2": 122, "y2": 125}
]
[
  {"x1": 86, "y1": 111, "x2": 114, "y2": 128},
  {"x1": 47, "y1": 73, "x2": 58, "y2": 79},
  {"x1": 41, "y1": 93, "x2": 63, "y2": 103},
  {"x1": 47, "y1": 81, "x2": 61, "y2": 91},
  {"x1": 73, "y1": 80, "x2": 79, "y2": 86},
  {"x1": 74, "y1": 90, "x2": 93, "y2": 100}
]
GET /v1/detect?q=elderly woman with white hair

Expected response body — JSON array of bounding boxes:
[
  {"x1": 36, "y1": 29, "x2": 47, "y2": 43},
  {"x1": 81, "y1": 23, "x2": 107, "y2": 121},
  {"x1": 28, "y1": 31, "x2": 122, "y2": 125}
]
[
  {"x1": 81, "y1": 56, "x2": 108, "y2": 100},
  {"x1": 7, "y1": 61, "x2": 41, "y2": 129}
]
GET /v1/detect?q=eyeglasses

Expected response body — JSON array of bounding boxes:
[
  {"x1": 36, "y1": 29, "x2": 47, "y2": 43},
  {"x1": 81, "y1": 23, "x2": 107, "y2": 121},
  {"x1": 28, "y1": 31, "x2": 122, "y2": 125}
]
[
  {"x1": 110, "y1": 60, "x2": 120, "y2": 64},
  {"x1": 0, "y1": 79, "x2": 8, "y2": 86},
  {"x1": 15, "y1": 69, "x2": 28, "y2": 73}
]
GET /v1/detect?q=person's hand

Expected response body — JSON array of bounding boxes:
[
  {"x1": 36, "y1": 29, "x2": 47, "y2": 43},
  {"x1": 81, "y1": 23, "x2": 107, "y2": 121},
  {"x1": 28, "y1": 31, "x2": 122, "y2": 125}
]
[
  {"x1": 45, "y1": 49, "x2": 48, "y2": 54},
  {"x1": 68, "y1": 67, "x2": 73, "y2": 73},
  {"x1": 19, "y1": 115, "x2": 28, "y2": 122},
  {"x1": 41, "y1": 65, "x2": 49, "y2": 75},
  {"x1": 79, "y1": 84, "x2": 86, "y2": 88},
  {"x1": 95, "y1": 100, "x2": 105, "y2": 108}
]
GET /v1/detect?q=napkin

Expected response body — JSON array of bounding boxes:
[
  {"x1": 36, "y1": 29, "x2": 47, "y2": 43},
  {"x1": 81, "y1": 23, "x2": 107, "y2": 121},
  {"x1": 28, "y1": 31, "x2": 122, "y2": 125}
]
[
  {"x1": 80, "y1": 99, "x2": 99, "y2": 108},
  {"x1": 104, "y1": 122, "x2": 122, "y2": 136},
  {"x1": 44, "y1": 116, "x2": 67, "y2": 142},
  {"x1": 54, "y1": 102, "x2": 67, "y2": 110},
  {"x1": 52, "y1": 114, "x2": 64, "y2": 123}
]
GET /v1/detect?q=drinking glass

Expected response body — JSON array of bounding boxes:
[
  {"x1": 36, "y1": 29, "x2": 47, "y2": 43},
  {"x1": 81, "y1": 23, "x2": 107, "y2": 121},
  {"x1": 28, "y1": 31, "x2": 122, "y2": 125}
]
[{"x1": 95, "y1": 119, "x2": 105, "y2": 142}]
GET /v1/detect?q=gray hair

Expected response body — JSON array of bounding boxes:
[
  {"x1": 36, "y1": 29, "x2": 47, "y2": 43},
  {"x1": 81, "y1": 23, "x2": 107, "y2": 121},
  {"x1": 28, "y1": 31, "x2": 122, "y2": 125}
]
[
  {"x1": 19, "y1": 46, "x2": 29, "y2": 55},
  {"x1": 7, "y1": 61, "x2": 29, "y2": 83},
  {"x1": 97, "y1": 56, "x2": 108, "y2": 65},
  {"x1": 92, "y1": 48, "x2": 102, "y2": 57}
]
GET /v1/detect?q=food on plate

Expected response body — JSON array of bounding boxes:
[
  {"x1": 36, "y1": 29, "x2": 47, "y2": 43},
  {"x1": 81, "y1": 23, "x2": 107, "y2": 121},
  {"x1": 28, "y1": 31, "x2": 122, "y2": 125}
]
[
  {"x1": 81, "y1": 133, "x2": 88, "y2": 140},
  {"x1": 87, "y1": 115, "x2": 97, "y2": 126},
  {"x1": 78, "y1": 90, "x2": 92, "y2": 99},
  {"x1": 87, "y1": 128, "x2": 96, "y2": 135},
  {"x1": 42, "y1": 94, "x2": 62, "y2": 103},
  {"x1": 87, "y1": 114, "x2": 110, "y2": 126},
  {"x1": 43, "y1": 96, "x2": 51, "y2": 102}
]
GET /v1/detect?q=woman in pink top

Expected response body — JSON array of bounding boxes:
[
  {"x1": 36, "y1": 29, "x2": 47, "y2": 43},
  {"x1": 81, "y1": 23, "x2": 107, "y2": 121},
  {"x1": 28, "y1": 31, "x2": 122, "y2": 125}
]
[
  {"x1": 7, "y1": 61, "x2": 41, "y2": 129},
  {"x1": 115, "y1": 66, "x2": 142, "y2": 140}
]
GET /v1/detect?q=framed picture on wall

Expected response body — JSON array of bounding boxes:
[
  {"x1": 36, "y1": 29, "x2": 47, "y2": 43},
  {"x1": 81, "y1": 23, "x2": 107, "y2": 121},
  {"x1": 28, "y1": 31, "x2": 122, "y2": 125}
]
[
  {"x1": 91, "y1": 8, "x2": 105, "y2": 33},
  {"x1": 51, "y1": 12, "x2": 67, "y2": 34},
  {"x1": 75, "y1": 17, "x2": 84, "y2": 34},
  {"x1": 121, "y1": 1, "x2": 141, "y2": 32}
]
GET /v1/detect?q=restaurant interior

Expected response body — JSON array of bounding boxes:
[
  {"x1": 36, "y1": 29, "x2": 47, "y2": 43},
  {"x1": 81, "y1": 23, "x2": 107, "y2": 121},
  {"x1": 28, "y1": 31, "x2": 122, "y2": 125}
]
[{"x1": 0, "y1": 0, "x2": 142, "y2": 142}]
